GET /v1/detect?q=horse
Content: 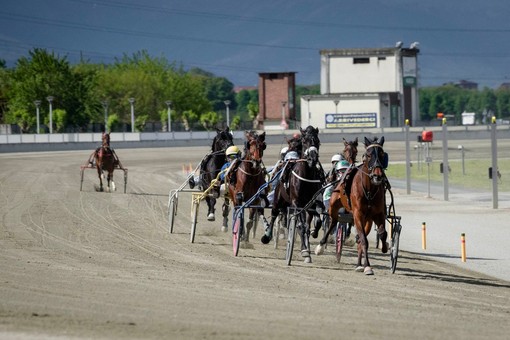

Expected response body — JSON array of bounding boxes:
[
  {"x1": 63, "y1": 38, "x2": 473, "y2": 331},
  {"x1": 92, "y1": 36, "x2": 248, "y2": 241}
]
[
  {"x1": 94, "y1": 132, "x2": 118, "y2": 192},
  {"x1": 225, "y1": 130, "x2": 267, "y2": 243},
  {"x1": 320, "y1": 136, "x2": 389, "y2": 275},
  {"x1": 199, "y1": 127, "x2": 234, "y2": 224},
  {"x1": 261, "y1": 126, "x2": 325, "y2": 263},
  {"x1": 311, "y1": 137, "x2": 358, "y2": 240}
]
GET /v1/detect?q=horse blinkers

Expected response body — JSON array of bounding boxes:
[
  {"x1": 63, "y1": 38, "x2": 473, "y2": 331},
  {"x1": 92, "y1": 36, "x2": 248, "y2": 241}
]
[{"x1": 365, "y1": 145, "x2": 386, "y2": 185}]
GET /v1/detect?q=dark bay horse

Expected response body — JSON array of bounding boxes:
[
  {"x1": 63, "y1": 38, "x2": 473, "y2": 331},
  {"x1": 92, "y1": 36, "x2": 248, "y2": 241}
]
[
  {"x1": 225, "y1": 130, "x2": 267, "y2": 243},
  {"x1": 199, "y1": 127, "x2": 234, "y2": 223},
  {"x1": 261, "y1": 126, "x2": 324, "y2": 263},
  {"x1": 95, "y1": 132, "x2": 118, "y2": 192},
  {"x1": 324, "y1": 136, "x2": 389, "y2": 275}
]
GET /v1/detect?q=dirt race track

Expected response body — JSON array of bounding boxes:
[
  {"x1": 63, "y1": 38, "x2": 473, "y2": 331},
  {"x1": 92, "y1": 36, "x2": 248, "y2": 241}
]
[{"x1": 1, "y1": 143, "x2": 510, "y2": 340}]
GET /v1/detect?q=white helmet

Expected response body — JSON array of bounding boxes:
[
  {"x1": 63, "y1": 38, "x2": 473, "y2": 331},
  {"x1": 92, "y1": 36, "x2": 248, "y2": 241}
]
[
  {"x1": 280, "y1": 147, "x2": 289, "y2": 155},
  {"x1": 335, "y1": 160, "x2": 350, "y2": 171},
  {"x1": 331, "y1": 154, "x2": 342, "y2": 163}
]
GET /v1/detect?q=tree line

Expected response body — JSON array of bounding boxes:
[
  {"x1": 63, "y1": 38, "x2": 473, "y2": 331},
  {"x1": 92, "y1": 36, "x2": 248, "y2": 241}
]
[{"x1": 1, "y1": 48, "x2": 508, "y2": 133}]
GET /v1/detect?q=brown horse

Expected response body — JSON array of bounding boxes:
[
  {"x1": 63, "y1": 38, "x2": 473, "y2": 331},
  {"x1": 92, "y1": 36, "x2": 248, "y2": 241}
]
[
  {"x1": 312, "y1": 137, "x2": 358, "y2": 240},
  {"x1": 323, "y1": 136, "x2": 389, "y2": 275},
  {"x1": 95, "y1": 132, "x2": 118, "y2": 192},
  {"x1": 225, "y1": 130, "x2": 267, "y2": 243}
]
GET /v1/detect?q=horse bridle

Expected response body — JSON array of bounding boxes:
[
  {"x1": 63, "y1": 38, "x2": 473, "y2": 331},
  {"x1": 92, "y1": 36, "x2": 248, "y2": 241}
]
[{"x1": 361, "y1": 144, "x2": 387, "y2": 185}]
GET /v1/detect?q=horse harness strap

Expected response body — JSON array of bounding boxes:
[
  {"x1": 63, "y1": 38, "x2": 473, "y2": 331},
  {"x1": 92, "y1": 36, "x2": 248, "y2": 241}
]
[{"x1": 291, "y1": 170, "x2": 322, "y2": 183}]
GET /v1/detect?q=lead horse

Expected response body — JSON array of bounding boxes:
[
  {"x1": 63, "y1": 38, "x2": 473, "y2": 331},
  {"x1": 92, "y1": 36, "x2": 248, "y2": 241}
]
[
  {"x1": 225, "y1": 130, "x2": 267, "y2": 243},
  {"x1": 321, "y1": 136, "x2": 389, "y2": 275},
  {"x1": 199, "y1": 127, "x2": 234, "y2": 223}
]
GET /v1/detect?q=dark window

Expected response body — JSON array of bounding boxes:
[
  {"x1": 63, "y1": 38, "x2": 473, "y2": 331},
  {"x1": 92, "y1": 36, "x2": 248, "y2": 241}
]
[
  {"x1": 378, "y1": 57, "x2": 386, "y2": 61},
  {"x1": 353, "y1": 57, "x2": 370, "y2": 64}
]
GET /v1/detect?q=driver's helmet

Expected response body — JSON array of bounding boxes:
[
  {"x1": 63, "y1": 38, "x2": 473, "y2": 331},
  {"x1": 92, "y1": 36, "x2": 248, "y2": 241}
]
[
  {"x1": 226, "y1": 145, "x2": 240, "y2": 158},
  {"x1": 280, "y1": 147, "x2": 289, "y2": 159},
  {"x1": 335, "y1": 160, "x2": 350, "y2": 172},
  {"x1": 331, "y1": 154, "x2": 342, "y2": 164}
]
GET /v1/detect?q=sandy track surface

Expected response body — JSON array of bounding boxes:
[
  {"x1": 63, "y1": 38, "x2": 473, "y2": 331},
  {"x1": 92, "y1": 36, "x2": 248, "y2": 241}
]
[{"x1": 1, "y1": 143, "x2": 509, "y2": 339}]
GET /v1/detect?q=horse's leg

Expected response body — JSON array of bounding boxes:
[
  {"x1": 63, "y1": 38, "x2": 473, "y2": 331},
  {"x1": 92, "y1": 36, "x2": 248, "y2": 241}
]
[
  {"x1": 357, "y1": 219, "x2": 374, "y2": 275},
  {"x1": 221, "y1": 198, "x2": 230, "y2": 232},
  {"x1": 205, "y1": 196, "x2": 216, "y2": 221},
  {"x1": 315, "y1": 194, "x2": 341, "y2": 255},
  {"x1": 375, "y1": 214, "x2": 388, "y2": 253},
  {"x1": 261, "y1": 207, "x2": 279, "y2": 244},
  {"x1": 299, "y1": 212, "x2": 312, "y2": 263},
  {"x1": 109, "y1": 170, "x2": 116, "y2": 192},
  {"x1": 97, "y1": 166, "x2": 104, "y2": 192}
]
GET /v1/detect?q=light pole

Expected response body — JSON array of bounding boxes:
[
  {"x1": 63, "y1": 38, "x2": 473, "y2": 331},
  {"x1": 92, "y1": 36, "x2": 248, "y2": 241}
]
[
  {"x1": 165, "y1": 100, "x2": 172, "y2": 132},
  {"x1": 128, "y1": 97, "x2": 135, "y2": 133},
  {"x1": 46, "y1": 96, "x2": 54, "y2": 134},
  {"x1": 224, "y1": 100, "x2": 231, "y2": 128},
  {"x1": 458, "y1": 145, "x2": 465, "y2": 175},
  {"x1": 334, "y1": 99, "x2": 339, "y2": 114},
  {"x1": 280, "y1": 101, "x2": 288, "y2": 129},
  {"x1": 101, "y1": 100, "x2": 109, "y2": 131},
  {"x1": 34, "y1": 100, "x2": 41, "y2": 134}
]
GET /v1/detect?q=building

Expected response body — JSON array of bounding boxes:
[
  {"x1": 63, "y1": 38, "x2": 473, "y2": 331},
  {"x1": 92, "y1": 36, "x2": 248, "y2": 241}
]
[
  {"x1": 301, "y1": 44, "x2": 420, "y2": 129},
  {"x1": 257, "y1": 72, "x2": 296, "y2": 130}
]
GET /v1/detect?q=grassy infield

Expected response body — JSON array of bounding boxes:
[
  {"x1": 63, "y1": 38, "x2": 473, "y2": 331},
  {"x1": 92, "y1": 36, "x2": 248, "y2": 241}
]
[{"x1": 386, "y1": 158, "x2": 510, "y2": 192}]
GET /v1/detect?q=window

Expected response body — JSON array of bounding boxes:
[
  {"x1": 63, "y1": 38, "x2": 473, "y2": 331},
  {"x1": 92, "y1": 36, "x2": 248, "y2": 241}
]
[{"x1": 353, "y1": 57, "x2": 370, "y2": 64}]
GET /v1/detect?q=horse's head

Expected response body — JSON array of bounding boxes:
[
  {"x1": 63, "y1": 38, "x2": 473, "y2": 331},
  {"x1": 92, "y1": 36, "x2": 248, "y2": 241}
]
[
  {"x1": 342, "y1": 137, "x2": 358, "y2": 164},
  {"x1": 362, "y1": 136, "x2": 387, "y2": 185},
  {"x1": 102, "y1": 132, "x2": 110, "y2": 148},
  {"x1": 244, "y1": 130, "x2": 266, "y2": 162},
  {"x1": 212, "y1": 127, "x2": 234, "y2": 153},
  {"x1": 300, "y1": 126, "x2": 320, "y2": 166}
]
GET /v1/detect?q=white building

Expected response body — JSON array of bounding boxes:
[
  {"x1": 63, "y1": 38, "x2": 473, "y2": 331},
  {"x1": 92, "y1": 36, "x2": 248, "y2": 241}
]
[{"x1": 301, "y1": 44, "x2": 420, "y2": 129}]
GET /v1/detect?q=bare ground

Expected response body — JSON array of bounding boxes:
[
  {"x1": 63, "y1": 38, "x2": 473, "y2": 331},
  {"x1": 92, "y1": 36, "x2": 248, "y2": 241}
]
[{"x1": 1, "y1": 144, "x2": 509, "y2": 340}]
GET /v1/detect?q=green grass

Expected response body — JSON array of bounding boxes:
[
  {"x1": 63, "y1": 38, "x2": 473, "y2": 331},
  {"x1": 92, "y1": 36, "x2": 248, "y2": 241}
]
[{"x1": 386, "y1": 159, "x2": 510, "y2": 192}]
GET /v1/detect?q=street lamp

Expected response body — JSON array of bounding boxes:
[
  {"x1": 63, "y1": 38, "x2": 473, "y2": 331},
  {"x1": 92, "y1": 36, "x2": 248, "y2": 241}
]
[
  {"x1": 34, "y1": 100, "x2": 41, "y2": 134},
  {"x1": 165, "y1": 100, "x2": 172, "y2": 132},
  {"x1": 224, "y1": 100, "x2": 231, "y2": 128},
  {"x1": 101, "y1": 100, "x2": 109, "y2": 131},
  {"x1": 46, "y1": 96, "x2": 54, "y2": 134},
  {"x1": 458, "y1": 145, "x2": 465, "y2": 175},
  {"x1": 280, "y1": 101, "x2": 288, "y2": 129},
  {"x1": 334, "y1": 99, "x2": 339, "y2": 114},
  {"x1": 128, "y1": 97, "x2": 135, "y2": 133}
]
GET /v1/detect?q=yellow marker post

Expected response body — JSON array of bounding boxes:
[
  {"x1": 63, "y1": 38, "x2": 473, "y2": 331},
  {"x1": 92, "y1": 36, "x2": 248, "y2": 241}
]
[
  {"x1": 461, "y1": 233, "x2": 467, "y2": 262},
  {"x1": 422, "y1": 222, "x2": 427, "y2": 250}
]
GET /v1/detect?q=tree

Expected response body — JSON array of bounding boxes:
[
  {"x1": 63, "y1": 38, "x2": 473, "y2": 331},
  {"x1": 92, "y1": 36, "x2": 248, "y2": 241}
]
[
  {"x1": 5, "y1": 48, "x2": 87, "y2": 132},
  {"x1": 199, "y1": 111, "x2": 221, "y2": 130}
]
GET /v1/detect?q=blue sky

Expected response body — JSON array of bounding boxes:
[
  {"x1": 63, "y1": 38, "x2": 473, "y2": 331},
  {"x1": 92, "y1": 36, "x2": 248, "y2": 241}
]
[{"x1": 1, "y1": 0, "x2": 510, "y2": 88}]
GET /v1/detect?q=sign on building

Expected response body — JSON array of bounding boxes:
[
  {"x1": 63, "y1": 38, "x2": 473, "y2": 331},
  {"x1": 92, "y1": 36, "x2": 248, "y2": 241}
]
[{"x1": 325, "y1": 113, "x2": 377, "y2": 128}]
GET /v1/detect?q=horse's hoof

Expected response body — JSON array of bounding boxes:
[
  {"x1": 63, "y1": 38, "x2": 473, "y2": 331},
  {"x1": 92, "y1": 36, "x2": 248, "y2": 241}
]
[
  {"x1": 381, "y1": 242, "x2": 389, "y2": 254},
  {"x1": 221, "y1": 226, "x2": 228, "y2": 233},
  {"x1": 301, "y1": 250, "x2": 310, "y2": 258},
  {"x1": 207, "y1": 213, "x2": 215, "y2": 221},
  {"x1": 364, "y1": 267, "x2": 374, "y2": 275},
  {"x1": 355, "y1": 266, "x2": 364, "y2": 272},
  {"x1": 261, "y1": 234, "x2": 271, "y2": 244},
  {"x1": 314, "y1": 244, "x2": 325, "y2": 256},
  {"x1": 311, "y1": 229, "x2": 319, "y2": 239},
  {"x1": 304, "y1": 256, "x2": 312, "y2": 264}
]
